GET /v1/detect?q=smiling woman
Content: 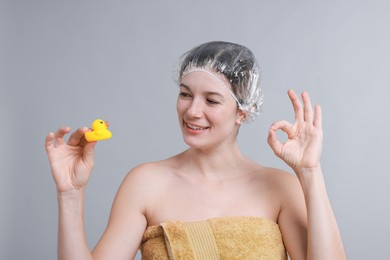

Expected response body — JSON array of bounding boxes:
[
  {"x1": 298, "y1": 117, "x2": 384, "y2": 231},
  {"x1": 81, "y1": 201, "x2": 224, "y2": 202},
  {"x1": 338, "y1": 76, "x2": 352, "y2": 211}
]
[
  {"x1": 45, "y1": 41, "x2": 347, "y2": 260},
  {"x1": 177, "y1": 41, "x2": 263, "y2": 123},
  {"x1": 177, "y1": 71, "x2": 242, "y2": 150}
]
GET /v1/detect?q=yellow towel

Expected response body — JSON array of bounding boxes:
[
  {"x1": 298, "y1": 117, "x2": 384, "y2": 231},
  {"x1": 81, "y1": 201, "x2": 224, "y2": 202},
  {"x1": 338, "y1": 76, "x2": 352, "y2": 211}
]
[{"x1": 141, "y1": 216, "x2": 287, "y2": 260}]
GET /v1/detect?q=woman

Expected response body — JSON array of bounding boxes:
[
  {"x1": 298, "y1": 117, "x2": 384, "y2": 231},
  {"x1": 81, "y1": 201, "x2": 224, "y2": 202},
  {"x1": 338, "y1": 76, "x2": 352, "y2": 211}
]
[{"x1": 45, "y1": 41, "x2": 346, "y2": 259}]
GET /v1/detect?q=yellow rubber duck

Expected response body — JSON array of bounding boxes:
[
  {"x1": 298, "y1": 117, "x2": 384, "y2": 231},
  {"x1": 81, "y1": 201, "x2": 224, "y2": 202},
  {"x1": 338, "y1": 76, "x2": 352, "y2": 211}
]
[{"x1": 84, "y1": 119, "x2": 112, "y2": 142}]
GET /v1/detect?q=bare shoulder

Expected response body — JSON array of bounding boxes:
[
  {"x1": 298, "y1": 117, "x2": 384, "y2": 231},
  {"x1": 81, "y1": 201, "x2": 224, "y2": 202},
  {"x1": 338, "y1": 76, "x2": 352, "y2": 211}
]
[
  {"x1": 252, "y1": 164, "x2": 301, "y2": 192},
  {"x1": 261, "y1": 167, "x2": 308, "y2": 259},
  {"x1": 125, "y1": 156, "x2": 177, "y2": 179},
  {"x1": 246, "y1": 164, "x2": 305, "y2": 213},
  {"x1": 92, "y1": 159, "x2": 179, "y2": 258},
  {"x1": 120, "y1": 156, "x2": 179, "y2": 196}
]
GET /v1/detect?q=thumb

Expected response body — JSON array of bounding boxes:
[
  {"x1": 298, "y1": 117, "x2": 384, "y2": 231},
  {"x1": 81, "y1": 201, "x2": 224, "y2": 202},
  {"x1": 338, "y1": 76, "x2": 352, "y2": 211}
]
[
  {"x1": 267, "y1": 120, "x2": 292, "y2": 156},
  {"x1": 267, "y1": 128, "x2": 283, "y2": 157},
  {"x1": 83, "y1": 142, "x2": 96, "y2": 166}
]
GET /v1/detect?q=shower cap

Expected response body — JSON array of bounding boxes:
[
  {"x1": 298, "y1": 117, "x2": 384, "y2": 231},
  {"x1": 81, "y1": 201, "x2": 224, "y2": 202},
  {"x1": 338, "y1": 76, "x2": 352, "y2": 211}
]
[{"x1": 175, "y1": 41, "x2": 263, "y2": 123}]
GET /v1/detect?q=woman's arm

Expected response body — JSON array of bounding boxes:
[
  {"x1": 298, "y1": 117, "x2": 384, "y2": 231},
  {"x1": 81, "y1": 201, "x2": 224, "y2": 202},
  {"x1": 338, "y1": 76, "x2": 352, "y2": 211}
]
[
  {"x1": 267, "y1": 90, "x2": 347, "y2": 260},
  {"x1": 45, "y1": 127, "x2": 146, "y2": 260},
  {"x1": 297, "y1": 167, "x2": 345, "y2": 259},
  {"x1": 46, "y1": 127, "x2": 96, "y2": 259},
  {"x1": 57, "y1": 190, "x2": 92, "y2": 260},
  {"x1": 92, "y1": 165, "x2": 149, "y2": 259},
  {"x1": 56, "y1": 176, "x2": 147, "y2": 260}
]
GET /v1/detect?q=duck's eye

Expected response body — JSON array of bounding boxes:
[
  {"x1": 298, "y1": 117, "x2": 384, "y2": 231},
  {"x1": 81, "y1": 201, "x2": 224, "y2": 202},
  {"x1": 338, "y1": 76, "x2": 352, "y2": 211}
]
[{"x1": 100, "y1": 121, "x2": 103, "y2": 124}]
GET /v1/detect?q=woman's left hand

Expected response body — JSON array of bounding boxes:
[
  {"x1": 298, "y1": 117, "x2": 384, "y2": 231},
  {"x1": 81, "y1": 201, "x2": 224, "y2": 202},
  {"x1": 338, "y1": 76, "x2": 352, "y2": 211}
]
[{"x1": 267, "y1": 89, "x2": 323, "y2": 172}]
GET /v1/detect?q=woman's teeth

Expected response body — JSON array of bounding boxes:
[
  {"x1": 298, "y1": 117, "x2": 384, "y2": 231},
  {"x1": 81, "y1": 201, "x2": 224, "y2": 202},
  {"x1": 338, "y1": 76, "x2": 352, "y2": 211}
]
[{"x1": 187, "y1": 123, "x2": 208, "y2": 130}]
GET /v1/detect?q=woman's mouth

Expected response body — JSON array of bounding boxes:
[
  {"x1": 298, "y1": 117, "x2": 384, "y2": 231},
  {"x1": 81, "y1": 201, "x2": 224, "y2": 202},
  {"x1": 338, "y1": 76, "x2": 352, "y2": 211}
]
[{"x1": 185, "y1": 122, "x2": 209, "y2": 131}]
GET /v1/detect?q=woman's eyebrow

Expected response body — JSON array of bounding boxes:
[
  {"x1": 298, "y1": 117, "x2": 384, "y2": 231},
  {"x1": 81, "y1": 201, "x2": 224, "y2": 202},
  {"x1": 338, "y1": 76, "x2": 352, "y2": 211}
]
[
  {"x1": 179, "y1": 83, "x2": 190, "y2": 90},
  {"x1": 206, "y1": 91, "x2": 224, "y2": 98},
  {"x1": 179, "y1": 83, "x2": 224, "y2": 98}
]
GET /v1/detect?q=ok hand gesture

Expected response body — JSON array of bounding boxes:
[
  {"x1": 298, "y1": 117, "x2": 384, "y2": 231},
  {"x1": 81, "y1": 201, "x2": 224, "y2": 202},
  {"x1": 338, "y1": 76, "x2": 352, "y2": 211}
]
[{"x1": 267, "y1": 90, "x2": 323, "y2": 172}]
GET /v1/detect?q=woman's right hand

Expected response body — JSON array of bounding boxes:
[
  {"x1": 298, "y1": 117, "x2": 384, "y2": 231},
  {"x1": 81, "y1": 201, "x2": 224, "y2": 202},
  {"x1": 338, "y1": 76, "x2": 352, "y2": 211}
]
[{"x1": 45, "y1": 126, "x2": 96, "y2": 193}]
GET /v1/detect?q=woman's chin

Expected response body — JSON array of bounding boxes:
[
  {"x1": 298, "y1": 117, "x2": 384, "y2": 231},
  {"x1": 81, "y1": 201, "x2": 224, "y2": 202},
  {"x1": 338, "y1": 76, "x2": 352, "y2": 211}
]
[{"x1": 183, "y1": 136, "x2": 207, "y2": 149}]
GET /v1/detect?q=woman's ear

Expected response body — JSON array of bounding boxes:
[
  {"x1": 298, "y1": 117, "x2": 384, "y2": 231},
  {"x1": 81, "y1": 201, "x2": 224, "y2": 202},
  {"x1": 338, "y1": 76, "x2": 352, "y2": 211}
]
[{"x1": 235, "y1": 110, "x2": 246, "y2": 125}]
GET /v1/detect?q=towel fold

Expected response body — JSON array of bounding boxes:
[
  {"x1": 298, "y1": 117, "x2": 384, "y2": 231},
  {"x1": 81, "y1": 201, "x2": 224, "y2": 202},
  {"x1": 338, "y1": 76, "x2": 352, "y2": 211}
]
[{"x1": 141, "y1": 216, "x2": 286, "y2": 260}]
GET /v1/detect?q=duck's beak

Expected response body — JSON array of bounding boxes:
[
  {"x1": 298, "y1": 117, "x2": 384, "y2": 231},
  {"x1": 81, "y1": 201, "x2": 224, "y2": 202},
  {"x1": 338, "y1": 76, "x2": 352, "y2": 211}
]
[{"x1": 105, "y1": 122, "x2": 109, "y2": 127}]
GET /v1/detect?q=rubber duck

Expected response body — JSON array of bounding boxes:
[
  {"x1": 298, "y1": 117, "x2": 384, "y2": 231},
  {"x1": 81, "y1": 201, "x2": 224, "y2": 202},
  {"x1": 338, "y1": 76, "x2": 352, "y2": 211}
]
[{"x1": 84, "y1": 119, "x2": 112, "y2": 142}]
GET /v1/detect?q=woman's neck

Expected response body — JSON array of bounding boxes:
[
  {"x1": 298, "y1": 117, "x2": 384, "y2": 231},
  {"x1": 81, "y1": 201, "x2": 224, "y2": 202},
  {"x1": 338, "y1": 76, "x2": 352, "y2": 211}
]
[{"x1": 180, "y1": 141, "x2": 249, "y2": 180}]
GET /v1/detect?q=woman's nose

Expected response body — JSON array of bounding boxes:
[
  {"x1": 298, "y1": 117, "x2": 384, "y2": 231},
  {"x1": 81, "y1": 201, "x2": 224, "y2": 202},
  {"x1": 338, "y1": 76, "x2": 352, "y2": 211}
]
[{"x1": 187, "y1": 98, "x2": 203, "y2": 118}]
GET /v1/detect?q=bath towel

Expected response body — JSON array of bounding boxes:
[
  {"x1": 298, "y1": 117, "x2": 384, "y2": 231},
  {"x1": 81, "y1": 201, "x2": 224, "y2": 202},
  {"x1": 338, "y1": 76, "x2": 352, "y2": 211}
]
[{"x1": 141, "y1": 216, "x2": 286, "y2": 259}]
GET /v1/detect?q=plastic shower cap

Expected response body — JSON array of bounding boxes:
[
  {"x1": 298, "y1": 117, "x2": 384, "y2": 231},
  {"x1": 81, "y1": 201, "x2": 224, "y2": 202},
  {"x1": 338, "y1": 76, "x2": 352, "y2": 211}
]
[{"x1": 176, "y1": 41, "x2": 263, "y2": 123}]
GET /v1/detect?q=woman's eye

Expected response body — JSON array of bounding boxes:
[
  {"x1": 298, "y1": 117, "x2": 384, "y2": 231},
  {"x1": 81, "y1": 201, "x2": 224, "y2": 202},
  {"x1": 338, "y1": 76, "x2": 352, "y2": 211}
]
[
  {"x1": 207, "y1": 99, "x2": 220, "y2": 105},
  {"x1": 179, "y1": 92, "x2": 191, "y2": 98}
]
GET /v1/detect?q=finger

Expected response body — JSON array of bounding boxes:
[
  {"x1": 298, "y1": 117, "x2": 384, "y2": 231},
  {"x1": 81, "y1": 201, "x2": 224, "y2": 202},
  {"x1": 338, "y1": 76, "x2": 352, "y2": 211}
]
[
  {"x1": 302, "y1": 91, "x2": 314, "y2": 122},
  {"x1": 270, "y1": 120, "x2": 293, "y2": 137},
  {"x1": 45, "y1": 132, "x2": 55, "y2": 152},
  {"x1": 78, "y1": 128, "x2": 96, "y2": 147},
  {"x1": 54, "y1": 127, "x2": 71, "y2": 146},
  {"x1": 67, "y1": 127, "x2": 89, "y2": 146},
  {"x1": 267, "y1": 129, "x2": 283, "y2": 157},
  {"x1": 314, "y1": 104, "x2": 322, "y2": 128},
  {"x1": 288, "y1": 89, "x2": 304, "y2": 122},
  {"x1": 83, "y1": 141, "x2": 97, "y2": 166}
]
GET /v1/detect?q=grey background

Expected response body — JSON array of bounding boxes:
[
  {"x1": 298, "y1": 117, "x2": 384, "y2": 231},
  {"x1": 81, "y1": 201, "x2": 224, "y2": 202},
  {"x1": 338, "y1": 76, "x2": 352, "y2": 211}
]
[{"x1": 2, "y1": 1, "x2": 389, "y2": 259}]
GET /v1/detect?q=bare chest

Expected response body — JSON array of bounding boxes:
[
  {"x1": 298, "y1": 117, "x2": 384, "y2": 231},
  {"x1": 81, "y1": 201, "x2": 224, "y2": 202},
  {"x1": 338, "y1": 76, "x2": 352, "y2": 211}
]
[{"x1": 145, "y1": 177, "x2": 281, "y2": 226}]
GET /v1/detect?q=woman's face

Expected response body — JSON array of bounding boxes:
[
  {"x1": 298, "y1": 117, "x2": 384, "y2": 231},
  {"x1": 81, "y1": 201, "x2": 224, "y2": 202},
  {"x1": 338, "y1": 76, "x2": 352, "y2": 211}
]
[{"x1": 177, "y1": 71, "x2": 243, "y2": 150}]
